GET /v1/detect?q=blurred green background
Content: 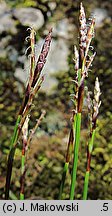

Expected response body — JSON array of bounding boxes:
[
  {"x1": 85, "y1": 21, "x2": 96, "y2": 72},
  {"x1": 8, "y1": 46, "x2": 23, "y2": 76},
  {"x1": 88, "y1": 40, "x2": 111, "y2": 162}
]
[{"x1": 0, "y1": 0, "x2": 112, "y2": 199}]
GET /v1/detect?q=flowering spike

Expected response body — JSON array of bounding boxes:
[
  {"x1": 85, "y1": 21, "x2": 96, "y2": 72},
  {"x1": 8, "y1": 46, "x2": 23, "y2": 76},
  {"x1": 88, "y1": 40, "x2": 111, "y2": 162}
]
[
  {"x1": 32, "y1": 29, "x2": 52, "y2": 87},
  {"x1": 85, "y1": 18, "x2": 95, "y2": 59},
  {"x1": 92, "y1": 77, "x2": 101, "y2": 129},
  {"x1": 79, "y1": 2, "x2": 87, "y2": 64}
]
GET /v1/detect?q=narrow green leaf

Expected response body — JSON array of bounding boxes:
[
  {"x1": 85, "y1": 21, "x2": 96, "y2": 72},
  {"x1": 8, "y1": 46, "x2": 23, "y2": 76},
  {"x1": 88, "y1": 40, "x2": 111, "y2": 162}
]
[
  {"x1": 70, "y1": 113, "x2": 81, "y2": 200},
  {"x1": 58, "y1": 162, "x2": 69, "y2": 200},
  {"x1": 83, "y1": 171, "x2": 90, "y2": 200}
]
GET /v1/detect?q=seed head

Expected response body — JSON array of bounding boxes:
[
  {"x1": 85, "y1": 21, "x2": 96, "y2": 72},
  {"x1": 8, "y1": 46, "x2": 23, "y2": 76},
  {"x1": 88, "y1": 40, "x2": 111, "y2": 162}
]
[
  {"x1": 92, "y1": 77, "x2": 101, "y2": 128},
  {"x1": 32, "y1": 29, "x2": 52, "y2": 87},
  {"x1": 79, "y1": 2, "x2": 87, "y2": 60},
  {"x1": 94, "y1": 77, "x2": 101, "y2": 105}
]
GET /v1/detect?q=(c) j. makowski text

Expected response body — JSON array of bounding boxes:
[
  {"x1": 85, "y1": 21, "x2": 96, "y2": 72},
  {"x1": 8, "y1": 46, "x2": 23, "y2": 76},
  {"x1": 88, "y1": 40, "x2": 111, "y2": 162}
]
[{"x1": 20, "y1": 202, "x2": 79, "y2": 212}]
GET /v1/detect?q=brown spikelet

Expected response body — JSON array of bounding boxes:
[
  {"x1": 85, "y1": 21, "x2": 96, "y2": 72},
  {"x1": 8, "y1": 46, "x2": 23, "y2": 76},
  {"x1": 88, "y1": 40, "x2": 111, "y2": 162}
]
[
  {"x1": 19, "y1": 29, "x2": 52, "y2": 115},
  {"x1": 32, "y1": 28, "x2": 52, "y2": 87}
]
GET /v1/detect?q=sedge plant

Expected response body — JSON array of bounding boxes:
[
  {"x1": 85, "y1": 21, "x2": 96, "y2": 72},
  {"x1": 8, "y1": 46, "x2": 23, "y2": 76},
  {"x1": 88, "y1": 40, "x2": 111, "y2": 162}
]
[
  {"x1": 5, "y1": 28, "x2": 52, "y2": 200},
  {"x1": 5, "y1": 3, "x2": 101, "y2": 200},
  {"x1": 59, "y1": 3, "x2": 99, "y2": 200},
  {"x1": 70, "y1": 3, "x2": 96, "y2": 200},
  {"x1": 83, "y1": 78, "x2": 101, "y2": 200}
]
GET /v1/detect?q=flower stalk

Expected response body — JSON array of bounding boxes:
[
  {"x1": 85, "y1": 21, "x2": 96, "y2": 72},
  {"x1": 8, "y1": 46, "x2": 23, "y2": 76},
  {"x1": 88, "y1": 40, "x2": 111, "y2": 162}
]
[
  {"x1": 20, "y1": 116, "x2": 29, "y2": 200},
  {"x1": 70, "y1": 3, "x2": 96, "y2": 200},
  {"x1": 5, "y1": 28, "x2": 52, "y2": 200},
  {"x1": 59, "y1": 127, "x2": 74, "y2": 199},
  {"x1": 20, "y1": 110, "x2": 46, "y2": 200},
  {"x1": 83, "y1": 78, "x2": 101, "y2": 200}
]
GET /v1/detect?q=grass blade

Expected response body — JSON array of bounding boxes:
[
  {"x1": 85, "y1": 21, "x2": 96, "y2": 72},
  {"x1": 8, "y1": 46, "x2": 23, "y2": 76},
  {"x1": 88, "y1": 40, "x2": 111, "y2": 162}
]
[
  {"x1": 83, "y1": 171, "x2": 90, "y2": 200},
  {"x1": 83, "y1": 77, "x2": 101, "y2": 200},
  {"x1": 83, "y1": 129, "x2": 95, "y2": 200},
  {"x1": 5, "y1": 115, "x2": 21, "y2": 200},
  {"x1": 58, "y1": 127, "x2": 74, "y2": 199},
  {"x1": 70, "y1": 113, "x2": 81, "y2": 200},
  {"x1": 58, "y1": 162, "x2": 69, "y2": 199}
]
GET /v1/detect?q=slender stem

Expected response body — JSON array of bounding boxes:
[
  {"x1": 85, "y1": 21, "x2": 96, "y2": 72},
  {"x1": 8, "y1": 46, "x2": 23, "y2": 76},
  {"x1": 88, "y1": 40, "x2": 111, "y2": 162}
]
[
  {"x1": 83, "y1": 129, "x2": 96, "y2": 200},
  {"x1": 20, "y1": 111, "x2": 45, "y2": 200},
  {"x1": 10, "y1": 115, "x2": 21, "y2": 150},
  {"x1": 59, "y1": 124, "x2": 74, "y2": 199},
  {"x1": 20, "y1": 193, "x2": 24, "y2": 200},
  {"x1": 88, "y1": 129, "x2": 96, "y2": 154},
  {"x1": 5, "y1": 115, "x2": 21, "y2": 200},
  {"x1": 70, "y1": 113, "x2": 81, "y2": 200},
  {"x1": 83, "y1": 171, "x2": 89, "y2": 200},
  {"x1": 20, "y1": 152, "x2": 26, "y2": 200},
  {"x1": 58, "y1": 162, "x2": 69, "y2": 200},
  {"x1": 20, "y1": 116, "x2": 29, "y2": 200},
  {"x1": 27, "y1": 110, "x2": 46, "y2": 146}
]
